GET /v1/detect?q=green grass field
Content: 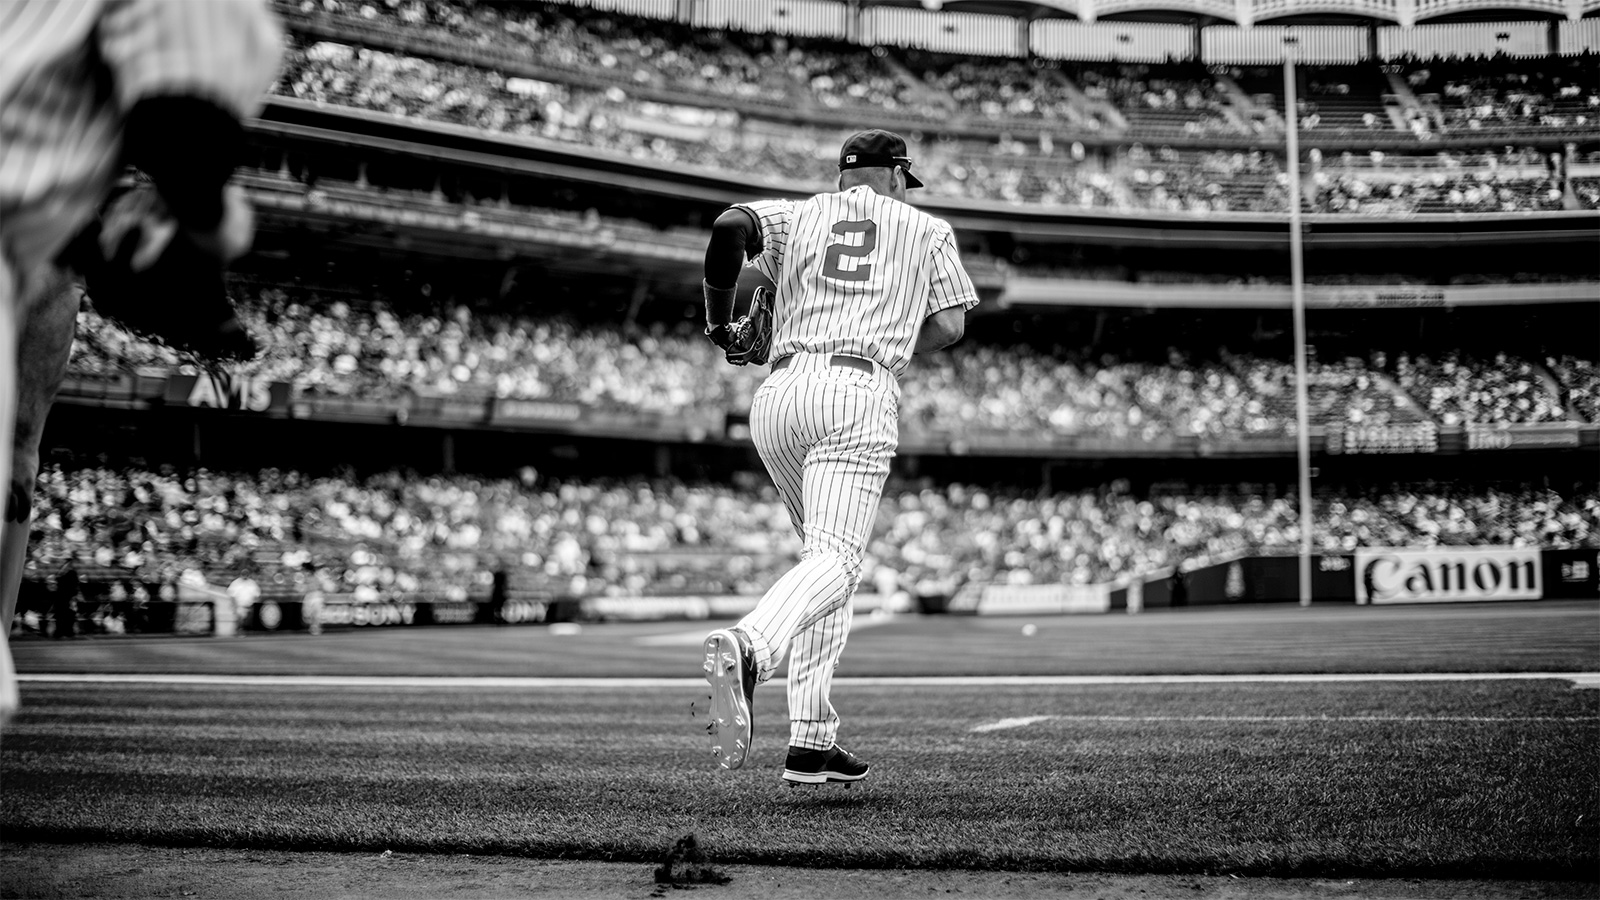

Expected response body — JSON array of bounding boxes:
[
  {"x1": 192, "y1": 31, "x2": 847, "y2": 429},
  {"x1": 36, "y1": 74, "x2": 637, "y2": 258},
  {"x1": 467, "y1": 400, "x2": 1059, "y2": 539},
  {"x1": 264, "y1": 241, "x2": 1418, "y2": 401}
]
[{"x1": 3, "y1": 603, "x2": 1598, "y2": 881}]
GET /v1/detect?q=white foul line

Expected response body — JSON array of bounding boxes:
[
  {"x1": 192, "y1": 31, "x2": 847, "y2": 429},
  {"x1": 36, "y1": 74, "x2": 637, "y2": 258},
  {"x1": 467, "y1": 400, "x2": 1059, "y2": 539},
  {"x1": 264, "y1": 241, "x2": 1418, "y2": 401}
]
[
  {"x1": 970, "y1": 714, "x2": 1600, "y2": 733},
  {"x1": 14, "y1": 671, "x2": 1600, "y2": 689},
  {"x1": 973, "y1": 715, "x2": 1054, "y2": 732}
]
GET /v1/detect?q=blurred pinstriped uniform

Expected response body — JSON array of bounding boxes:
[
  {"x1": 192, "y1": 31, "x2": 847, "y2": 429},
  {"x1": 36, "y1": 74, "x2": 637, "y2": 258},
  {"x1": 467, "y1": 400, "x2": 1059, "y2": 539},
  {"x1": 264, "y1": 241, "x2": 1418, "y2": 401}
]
[
  {"x1": 732, "y1": 185, "x2": 978, "y2": 750},
  {"x1": 0, "y1": 0, "x2": 282, "y2": 723}
]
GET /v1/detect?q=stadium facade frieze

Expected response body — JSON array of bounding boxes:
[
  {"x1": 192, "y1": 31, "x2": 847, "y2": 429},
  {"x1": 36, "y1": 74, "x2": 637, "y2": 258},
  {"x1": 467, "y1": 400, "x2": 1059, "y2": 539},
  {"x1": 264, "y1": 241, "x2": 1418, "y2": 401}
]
[
  {"x1": 251, "y1": 100, "x2": 1600, "y2": 252},
  {"x1": 52, "y1": 369, "x2": 1600, "y2": 459}
]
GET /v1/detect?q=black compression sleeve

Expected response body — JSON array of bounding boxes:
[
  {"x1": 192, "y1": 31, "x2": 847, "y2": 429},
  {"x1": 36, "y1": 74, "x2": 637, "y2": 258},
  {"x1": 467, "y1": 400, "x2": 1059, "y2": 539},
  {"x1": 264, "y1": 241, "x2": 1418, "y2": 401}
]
[
  {"x1": 122, "y1": 96, "x2": 245, "y2": 232},
  {"x1": 703, "y1": 207, "x2": 760, "y2": 290}
]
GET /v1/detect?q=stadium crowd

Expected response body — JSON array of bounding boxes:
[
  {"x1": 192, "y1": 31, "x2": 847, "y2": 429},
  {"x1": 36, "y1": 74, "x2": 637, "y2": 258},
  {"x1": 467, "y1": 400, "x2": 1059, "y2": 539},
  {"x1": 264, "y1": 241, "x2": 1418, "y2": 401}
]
[
  {"x1": 21, "y1": 463, "x2": 1598, "y2": 631},
  {"x1": 269, "y1": 0, "x2": 1593, "y2": 215},
  {"x1": 1310, "y1": 170, "x2": 1565, "y2": 214},
  {"x1": 282, "y1": 0, "x2": 1235, "y2": 129},
  {"x1": 1550, "y1": 356, "x2": 1600, "y2": 423},
  {"x1": 70, "y1": 290, "x2": 1600, "y2": 432},
  {"x1": 274, "y1": 36, "x2": 1589, "y2": 215},
  {"x1": 1401, "y1": 56, "x2": 1600, "y2": 134},
  {"x1": 1392, "y1": 351, "x2": 1568, "y2": 425}
]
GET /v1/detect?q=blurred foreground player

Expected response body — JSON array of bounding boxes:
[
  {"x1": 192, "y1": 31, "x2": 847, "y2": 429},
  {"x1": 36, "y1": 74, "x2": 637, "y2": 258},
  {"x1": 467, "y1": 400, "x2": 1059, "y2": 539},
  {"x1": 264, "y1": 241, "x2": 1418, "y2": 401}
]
[
  {"x1": 0, "y1": 0, "x2": 284, "y2": 728},
  {"x1": 699, "y1": 130, "x2": 979, "y2": 784}
]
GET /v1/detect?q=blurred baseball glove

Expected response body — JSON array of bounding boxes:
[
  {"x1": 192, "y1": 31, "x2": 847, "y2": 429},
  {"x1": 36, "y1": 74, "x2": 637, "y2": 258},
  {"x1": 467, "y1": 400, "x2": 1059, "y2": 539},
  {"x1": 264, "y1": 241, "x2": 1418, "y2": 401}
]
[
  {"x1": 723, "y1": 286, "x2": 774, "y2": 367},
  {"x1": 62, "y1": 181, "x2": 257, "y2": 362}
]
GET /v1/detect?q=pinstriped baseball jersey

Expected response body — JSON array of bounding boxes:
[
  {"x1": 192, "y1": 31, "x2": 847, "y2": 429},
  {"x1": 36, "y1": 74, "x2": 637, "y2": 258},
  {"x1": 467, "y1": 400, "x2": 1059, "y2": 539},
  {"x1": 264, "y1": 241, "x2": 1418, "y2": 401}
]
[
  {"x1": 711, "y1": 181, "x2": 977, "y2": 759},
  {"x1": 0, "y1": 0, "x2": 283, "y2": 270},
  {"x1": 735, "y1": 185, "x2": 978, "y2": 378}
]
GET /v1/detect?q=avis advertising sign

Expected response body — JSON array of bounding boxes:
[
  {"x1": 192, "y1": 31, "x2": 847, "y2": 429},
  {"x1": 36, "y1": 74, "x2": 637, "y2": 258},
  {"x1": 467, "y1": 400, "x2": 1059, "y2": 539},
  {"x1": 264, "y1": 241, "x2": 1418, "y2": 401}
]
[
  {"x1": 1355, "y1": 546, "x2": 1542, "y2": 605},
  {"x1": 164, "y1": 372, "x2": 291, "y2": 412}
]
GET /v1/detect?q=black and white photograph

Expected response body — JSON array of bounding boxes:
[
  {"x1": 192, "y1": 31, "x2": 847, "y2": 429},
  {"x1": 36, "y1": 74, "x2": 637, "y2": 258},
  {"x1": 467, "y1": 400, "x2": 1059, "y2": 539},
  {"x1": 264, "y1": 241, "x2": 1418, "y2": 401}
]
[{"x1": 0, "y1": 0, "x2": 1596, "y2": 897}]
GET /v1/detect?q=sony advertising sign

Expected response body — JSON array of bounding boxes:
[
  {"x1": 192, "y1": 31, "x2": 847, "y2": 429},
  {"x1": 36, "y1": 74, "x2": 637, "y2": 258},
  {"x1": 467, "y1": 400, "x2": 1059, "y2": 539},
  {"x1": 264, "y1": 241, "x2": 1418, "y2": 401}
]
[{"x1": 1356, "y1": 547, "x2": 1542, "y2": 605}]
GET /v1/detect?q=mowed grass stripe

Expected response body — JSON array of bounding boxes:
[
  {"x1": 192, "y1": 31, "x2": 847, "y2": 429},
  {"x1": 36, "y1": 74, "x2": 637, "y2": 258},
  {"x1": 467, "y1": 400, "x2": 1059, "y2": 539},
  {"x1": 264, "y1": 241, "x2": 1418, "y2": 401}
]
[{"x1": 3, "y1": 681, "x2": 1595, "y2": 879}]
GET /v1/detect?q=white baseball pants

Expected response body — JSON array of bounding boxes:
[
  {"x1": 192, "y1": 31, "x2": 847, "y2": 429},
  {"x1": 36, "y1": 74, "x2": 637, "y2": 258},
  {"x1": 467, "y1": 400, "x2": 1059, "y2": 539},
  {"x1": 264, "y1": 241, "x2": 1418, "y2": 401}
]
[{"x1": 740, "y1": 351, "x2": 897, "y2": 751}]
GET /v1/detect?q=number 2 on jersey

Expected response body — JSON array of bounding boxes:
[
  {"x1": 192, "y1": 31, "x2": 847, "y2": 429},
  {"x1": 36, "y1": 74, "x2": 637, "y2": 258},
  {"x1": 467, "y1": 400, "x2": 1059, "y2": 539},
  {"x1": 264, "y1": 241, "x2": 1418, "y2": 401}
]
[{"x1": 821, "y1": 219, "x2": 877, "y2": 283}]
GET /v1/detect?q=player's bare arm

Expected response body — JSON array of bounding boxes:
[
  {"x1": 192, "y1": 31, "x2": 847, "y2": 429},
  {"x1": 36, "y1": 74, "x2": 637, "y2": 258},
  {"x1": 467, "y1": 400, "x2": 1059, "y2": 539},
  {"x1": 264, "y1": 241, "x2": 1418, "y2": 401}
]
[{"x1": 914, "y1": 306, "x2": 966, "y2": 355}]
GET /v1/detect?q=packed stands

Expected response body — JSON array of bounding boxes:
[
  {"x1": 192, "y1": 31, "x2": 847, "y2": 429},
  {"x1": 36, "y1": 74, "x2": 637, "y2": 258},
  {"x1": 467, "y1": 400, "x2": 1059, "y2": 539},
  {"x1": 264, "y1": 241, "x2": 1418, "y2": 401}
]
[
  {"x1": 897, "y1": 346, "x2": 1428, "y2": 439},
  {"x1": 1390, "y1": 351, "x2": 1568, "y2": 425},
  {"x1": 1573, "y1": 177, "x2": 1600, "y2": 209},
  {"x1": 271, "y1": 37, "x2": 1587, "y2": 214},
  {"x1": 1308, "y1": 145, "x2": 1567, "y2": 214},
  {"x1": 70, "y1": 289, "x2": 1600, "y2": 429},
  {"x1": 269, "y1": 1, "x2": 1596, "y2": 215},
  {"x1": 23, "y1": 463, "x2": 1597, "y2": 628},
  {"x1": 1399, "y1": 56, "x2": 1600, "y2": 135},
  {"x1": 1548, "y1": 356, "x2": 1600, "y2": 423}
]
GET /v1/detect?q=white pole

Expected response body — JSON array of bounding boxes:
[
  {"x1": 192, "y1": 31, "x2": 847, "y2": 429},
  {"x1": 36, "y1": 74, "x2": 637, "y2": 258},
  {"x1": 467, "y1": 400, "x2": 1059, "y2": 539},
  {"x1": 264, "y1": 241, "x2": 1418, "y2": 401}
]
[{"x1": 1284, "y1": 46, "x2": 1314, "y2": 607}]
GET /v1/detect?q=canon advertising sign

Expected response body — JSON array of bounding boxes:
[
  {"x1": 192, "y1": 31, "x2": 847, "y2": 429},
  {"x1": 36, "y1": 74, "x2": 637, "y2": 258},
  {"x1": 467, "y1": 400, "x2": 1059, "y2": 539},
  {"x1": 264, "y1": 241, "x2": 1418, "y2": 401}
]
[{"x1": 1356, "y1": 547, "x2": 1542, "y2": 604}]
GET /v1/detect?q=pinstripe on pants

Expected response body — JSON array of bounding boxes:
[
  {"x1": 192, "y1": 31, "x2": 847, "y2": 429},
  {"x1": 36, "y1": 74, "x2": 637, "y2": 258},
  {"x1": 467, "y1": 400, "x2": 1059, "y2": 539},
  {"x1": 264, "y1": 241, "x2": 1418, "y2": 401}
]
[
  {"x1": 741, "y1": 351, "x2": 898, "y2": 750},
  {"x1": 725, "y1": 186, "x2": 976, "y2": 752}
]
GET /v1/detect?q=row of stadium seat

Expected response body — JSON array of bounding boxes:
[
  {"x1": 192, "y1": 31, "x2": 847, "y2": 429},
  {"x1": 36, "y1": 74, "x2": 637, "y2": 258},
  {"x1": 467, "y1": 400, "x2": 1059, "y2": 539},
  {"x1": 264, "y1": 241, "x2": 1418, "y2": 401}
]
[
  {"x1": 272, "y1": 36, "x2": 1597, "y2": 213},
  {"x1": 69, "y1": 291, "x2": 1600, "y2": 430},
  {"x1": 279, "y1": 0, "x2": 1600, "y2": 142},
  {"x1": 25, "y1": 464, "x2": 1599, "y2": 610}
]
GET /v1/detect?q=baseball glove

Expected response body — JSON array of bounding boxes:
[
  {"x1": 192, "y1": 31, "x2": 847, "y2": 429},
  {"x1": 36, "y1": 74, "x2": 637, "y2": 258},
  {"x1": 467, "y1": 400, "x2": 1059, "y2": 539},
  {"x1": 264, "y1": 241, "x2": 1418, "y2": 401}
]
[
  {"x1": 62, "y1": 181, "x2": 257, "y2": 362},
  {"x1": 723, "y1": 286, "x2": 774, "y2": 367}
]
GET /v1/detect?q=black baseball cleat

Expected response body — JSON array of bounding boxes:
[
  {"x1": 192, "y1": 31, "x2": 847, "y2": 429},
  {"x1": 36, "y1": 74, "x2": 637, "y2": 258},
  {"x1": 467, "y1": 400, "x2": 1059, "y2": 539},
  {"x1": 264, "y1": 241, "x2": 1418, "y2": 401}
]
[
  {"x1": 702, "y1": 628, "x2": 756, "y2": 770},
  {"x1": 782, "y1": 743, "x2": 870, "y2": 786}
]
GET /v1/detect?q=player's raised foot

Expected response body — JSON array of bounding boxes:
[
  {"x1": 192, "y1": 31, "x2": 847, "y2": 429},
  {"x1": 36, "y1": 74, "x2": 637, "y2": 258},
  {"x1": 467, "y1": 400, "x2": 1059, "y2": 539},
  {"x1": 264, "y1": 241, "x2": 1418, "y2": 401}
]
[
  {"x1": 701, "y1": 628, "x2": 756, "y2": 770},
  {"x1": 782, "y1": 743, "x2": 870, "y2": 786}
]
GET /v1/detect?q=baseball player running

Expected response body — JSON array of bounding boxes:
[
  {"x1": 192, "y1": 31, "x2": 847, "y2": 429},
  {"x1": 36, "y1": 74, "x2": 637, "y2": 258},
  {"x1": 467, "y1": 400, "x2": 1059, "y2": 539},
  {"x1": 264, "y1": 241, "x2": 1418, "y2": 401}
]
[
  {"x1": 0, "y1": 0, "x2": 283, "y2": 728},
  {"x1": 700, "y1": 130, "x2": 978, "y2": 785}
]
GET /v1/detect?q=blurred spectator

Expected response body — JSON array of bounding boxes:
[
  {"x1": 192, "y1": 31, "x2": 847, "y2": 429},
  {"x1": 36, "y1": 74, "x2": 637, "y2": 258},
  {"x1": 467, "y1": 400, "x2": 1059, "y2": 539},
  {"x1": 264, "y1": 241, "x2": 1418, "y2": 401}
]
[
  {"x1": 1546, "y1": 355, "x2": 1600, "y2": 422},
  {"x1": 1403, "y1": 56, "x2": 1599, "y2": 134},
  {"x1": 271, "y1": 31, "x2": 1585, "y2": 216},
  {"x1": 28, "y1": 464, "x2": 1597, "y2": 606},
  {"x1": 71, "y1": 288, "x2": 1594, "y2": 434},
  {"x1": 1390, "y1": 351, "x2": 1566, "y2": 425}
]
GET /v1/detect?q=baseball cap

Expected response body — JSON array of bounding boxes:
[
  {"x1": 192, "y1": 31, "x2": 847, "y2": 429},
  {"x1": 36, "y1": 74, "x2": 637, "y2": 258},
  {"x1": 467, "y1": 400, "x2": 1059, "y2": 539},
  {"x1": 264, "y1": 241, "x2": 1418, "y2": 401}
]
[{"x1": 838, "y1": 129, "x2": 924, "y2": 189}]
